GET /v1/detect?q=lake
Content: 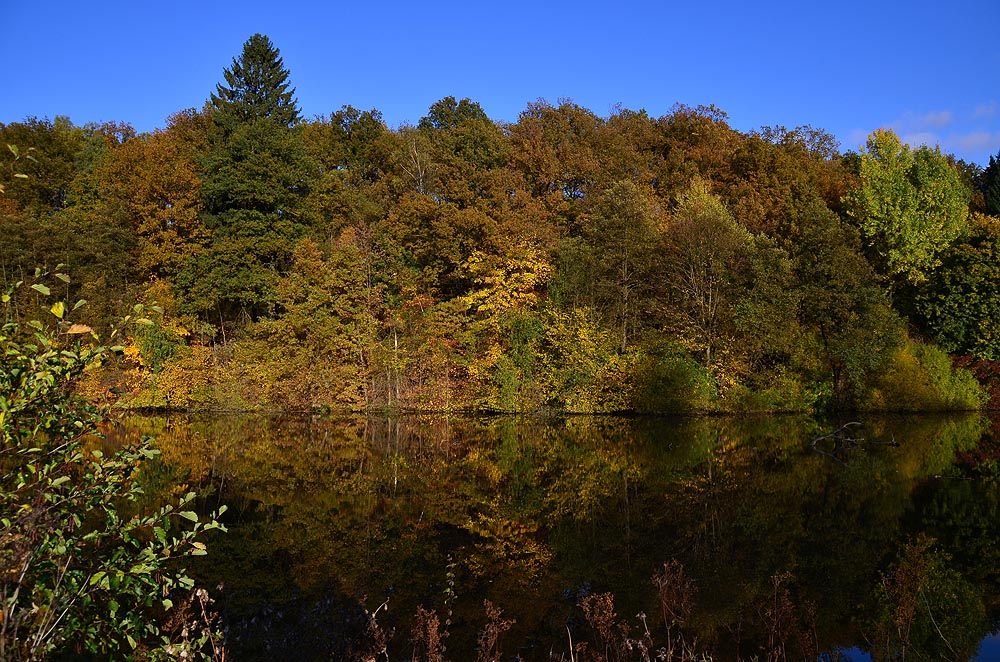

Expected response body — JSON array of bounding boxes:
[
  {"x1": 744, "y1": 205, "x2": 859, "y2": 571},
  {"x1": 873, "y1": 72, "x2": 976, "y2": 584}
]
[{"x1": 110, "y1": 412, "x2": 1000, "y2": 661}]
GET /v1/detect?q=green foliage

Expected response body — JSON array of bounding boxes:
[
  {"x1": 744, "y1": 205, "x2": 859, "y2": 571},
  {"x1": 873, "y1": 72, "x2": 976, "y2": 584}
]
[
  {"x1": 845, "y1": 129, "x2": 970, "y2": 285},
  {"x1": 870, "y1": 536, "x2": 986, "y2": 661},
  {"x1": 913, "y1": 212, "x2": 1000, "y2": 360},
  {"x1": 586, "y1": 180, "x2": 661, "y2": 350},
  {"x1": 863, "y1": 340, "x2": 986, "y2": 412},
  {"x1": 210, "y1": 33, "x2": 300, "y2": 131},
  {"x1": 188, "y1": 117, "x2": 316, "y2": 320},
  {"x1": 0, "y1": 118, "x2": 82, "y2": 215},
  {"x1": 631, "y1": 343, "x2": 716, "y2": 413},
  {"x1": 981, "y1": 150, "x2": 1000, "y2": 216},
  {"x1": 182, "y1": 35, "x2": 315, "y2": 324},
  {"x1": 538, "y1": 307, "x2": 636, "y2": 412},
  {"x1": 794, "y1": 200, "x2": 904, "y2": 409},
  {"x1": 662, "y1": 180, "x2": 753, "y2": 367},
  {"x1": 0, "y1": 277, "x2": 225, "y2": 659},
  {"x1": 468, "y1": 311, "x2": 547, "y2": 412}
]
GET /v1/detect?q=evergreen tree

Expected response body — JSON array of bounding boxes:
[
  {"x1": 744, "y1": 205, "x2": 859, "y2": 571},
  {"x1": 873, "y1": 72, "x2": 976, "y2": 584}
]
[
  {"x1": 210, "y1": 33, "x2": 300, "y2": 131},
  {"x1": 181, "y1": 34, "x2": 314, "y2": 325},
  {"x1": 982, "y1": 150, "x2": 1000, "y2": 217}
]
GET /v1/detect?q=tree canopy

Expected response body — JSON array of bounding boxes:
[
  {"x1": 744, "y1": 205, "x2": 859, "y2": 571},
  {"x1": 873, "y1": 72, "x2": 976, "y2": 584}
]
[{"x1": 0, "y1": 35, "x2": 990, "y2": 415}]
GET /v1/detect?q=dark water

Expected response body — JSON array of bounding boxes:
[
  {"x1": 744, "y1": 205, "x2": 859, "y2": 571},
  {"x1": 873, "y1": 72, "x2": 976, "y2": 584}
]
[{"x1": 113, "y1": 413, "x2": 1000, "y2": 661}]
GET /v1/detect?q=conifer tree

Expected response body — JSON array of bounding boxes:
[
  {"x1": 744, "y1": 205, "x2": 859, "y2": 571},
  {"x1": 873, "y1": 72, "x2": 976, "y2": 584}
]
[
  {"x1": 982, "y1": 151, "x2": 1000, "y2": 217},
  {"x1": 180, "y1": 34, "x2": 314, "y2": 324},
  {"x1": 210, "y1": 33, "x2": 300, "y2": 130}
]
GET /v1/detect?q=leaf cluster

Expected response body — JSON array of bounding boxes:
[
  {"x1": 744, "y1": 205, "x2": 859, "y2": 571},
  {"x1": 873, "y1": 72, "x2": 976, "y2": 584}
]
[{"x1": 1, "y1": 276, "x2": 226, "y2": 659}]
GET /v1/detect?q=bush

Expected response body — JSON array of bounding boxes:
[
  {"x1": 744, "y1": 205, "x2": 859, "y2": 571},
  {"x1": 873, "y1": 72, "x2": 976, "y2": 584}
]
[
  {"x1": 0, "y1": 273, "x2": 225, "y2": 659},
  {"x1": 862, "y1": 339, "x2": 986, "y2": 412},
  {"x1": 632, "y1": 344, "x2": 717, "y2": 413}
]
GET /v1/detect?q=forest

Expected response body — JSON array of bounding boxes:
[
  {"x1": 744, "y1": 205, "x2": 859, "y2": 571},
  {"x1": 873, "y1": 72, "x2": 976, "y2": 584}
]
[{"x1": 4, "y1": 33, "x2": 1000, "y2": 415}]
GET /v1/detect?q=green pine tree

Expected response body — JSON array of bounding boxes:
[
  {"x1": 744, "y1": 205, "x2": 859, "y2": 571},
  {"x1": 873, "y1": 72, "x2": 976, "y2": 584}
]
[
  {"x1": 982, "y1": 151, "x2": 1000, "y2": 217},
  {"x1": 180, "y1": 34, "x2": 315, "y2": 325},
  {"x1": 210, "y1": 33, "x2": 300, "y2": 130}
]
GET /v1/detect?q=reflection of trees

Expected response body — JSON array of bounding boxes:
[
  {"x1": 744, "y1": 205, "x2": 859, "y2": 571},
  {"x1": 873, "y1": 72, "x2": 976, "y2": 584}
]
[{"x1": 117, "y1": 412, "x2": 997, "y2": 660}]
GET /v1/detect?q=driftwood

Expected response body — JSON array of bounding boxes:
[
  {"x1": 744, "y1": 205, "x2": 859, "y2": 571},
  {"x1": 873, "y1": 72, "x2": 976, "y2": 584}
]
[{"x1": 809, "y1": 422, "x2": 900, "y2": 465}]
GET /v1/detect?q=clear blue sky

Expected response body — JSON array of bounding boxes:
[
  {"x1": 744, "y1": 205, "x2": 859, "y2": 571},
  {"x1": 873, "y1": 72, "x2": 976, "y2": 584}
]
[{"x1": 3, "y1": 0, "x2": 999, "y2": 166}]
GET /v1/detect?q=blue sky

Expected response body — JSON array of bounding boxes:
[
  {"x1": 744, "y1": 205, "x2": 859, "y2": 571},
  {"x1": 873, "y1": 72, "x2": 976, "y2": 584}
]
[{"x1": 3, "y1": 0, "x2": 999, "y2": 165}]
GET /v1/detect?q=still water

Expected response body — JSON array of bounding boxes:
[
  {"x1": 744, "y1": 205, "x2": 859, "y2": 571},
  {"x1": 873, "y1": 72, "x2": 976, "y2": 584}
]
[{"x1": 113, "y1": 413, "x2": 1000, "y2": 661}]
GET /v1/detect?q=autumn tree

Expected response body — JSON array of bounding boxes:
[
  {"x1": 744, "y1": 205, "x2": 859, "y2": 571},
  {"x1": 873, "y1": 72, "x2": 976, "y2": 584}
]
[
  {"x1": 662, "y1": 180, "x2": 752, "y2": 367},
  {"x1": 651, "y1": 104, "x2": 740, "y2": 201},
  {"x1": 238, "y1": 234, "x2": 374, "y2": 409},
  {"x1": 794, "y1": 200, "x2": 904, "y2": 408},
  {"x1": 508, "y1": 100, "x2": 604, "y2": 232},
  {"x1": 727, "y1": 125, "x2": 851, "y2": 237},
  {"x1": 844, "y1": 129, "x2": 970, "y2": 286},
  {"x1": 86, "y1": 110, "x2": 209, "y2": 280}
]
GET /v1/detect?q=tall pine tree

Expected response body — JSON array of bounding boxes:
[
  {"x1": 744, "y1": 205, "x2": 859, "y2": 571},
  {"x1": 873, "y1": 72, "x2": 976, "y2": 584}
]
[
  {"x1": 982, "y1": 150, "x2": 1000, "y2": 217},
  {"x1": 210, "y1": 33, "x2": 300, "y2": 131},
  {"x1": 180, "y1": 34, "x2": 315, "y2": 324}
]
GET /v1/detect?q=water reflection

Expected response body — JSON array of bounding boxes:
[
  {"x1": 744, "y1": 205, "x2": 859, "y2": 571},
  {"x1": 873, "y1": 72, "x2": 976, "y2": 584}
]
[{"x1": 111, "y1": 413, "x2": 1000, "y2": 660}]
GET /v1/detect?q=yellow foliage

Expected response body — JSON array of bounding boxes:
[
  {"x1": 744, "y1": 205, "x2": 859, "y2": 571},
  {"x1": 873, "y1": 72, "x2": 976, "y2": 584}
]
[
  {"x1": 465, "y1": 507, "x2": 553, "y2": 585},
  {"x1": 540, "y1": 308, "x2": 637, "y2": 412},
  {"x1": 463, "y1": 244, "x2": 553, "y2": 320}
]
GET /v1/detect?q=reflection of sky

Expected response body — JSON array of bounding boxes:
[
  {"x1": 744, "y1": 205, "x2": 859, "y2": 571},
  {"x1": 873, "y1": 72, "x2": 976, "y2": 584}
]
[
  {"x1": 976, "y1": 633, "x2": 1000, "y2": 661},
  {"x1": 841, "y1": 633, "x2": 1000, "y2": 661}
]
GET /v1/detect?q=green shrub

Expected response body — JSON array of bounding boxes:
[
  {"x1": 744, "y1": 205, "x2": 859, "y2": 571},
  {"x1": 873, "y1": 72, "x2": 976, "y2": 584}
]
[
  {"x1": 632, "y1": 344, "x2": 717, "y2": 413},
  {"x1": 0, "y1": 274, "x2": 225, "y2": 659},
  {"x1": 862, "y1": 339, "x2": 986, "y2": 412}
]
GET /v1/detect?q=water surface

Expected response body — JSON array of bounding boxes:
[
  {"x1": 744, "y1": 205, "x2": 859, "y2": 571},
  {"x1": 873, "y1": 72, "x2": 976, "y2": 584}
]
[{"x1": 112, "y1": 413, "x2": 1000, "y2": 660}]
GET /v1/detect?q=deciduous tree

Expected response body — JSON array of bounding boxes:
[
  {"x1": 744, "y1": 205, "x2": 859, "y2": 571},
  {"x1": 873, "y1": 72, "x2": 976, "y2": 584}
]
[{"x1": 845, "y1": 129, "x2": 969, "y2": 285}]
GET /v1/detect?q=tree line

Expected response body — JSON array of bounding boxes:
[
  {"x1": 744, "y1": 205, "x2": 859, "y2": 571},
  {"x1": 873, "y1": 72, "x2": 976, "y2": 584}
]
[{"x1": 3, "y1": 33, "x2": 1000, "y2": 414}]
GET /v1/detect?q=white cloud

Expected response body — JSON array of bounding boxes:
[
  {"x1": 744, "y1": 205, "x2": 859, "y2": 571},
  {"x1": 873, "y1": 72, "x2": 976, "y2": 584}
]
[
  {"x1": 920, "y1": 110, "x2": 954, "y2": 128},
  {"x1": 845, "y1": 128, "x2": 870, "y2": 151},
  {"x1": 951, "y1": 131, "x2": 1000, "y2": 153},
  {"x1": 973, "y1": 101, "x2": 997, "y2": 119},
  {"x1": 901, "y1": 132, "x2": 940, "y2": 149},
  {"x1": 893, "y1": 110, "x2": 953, "y2": 133}
]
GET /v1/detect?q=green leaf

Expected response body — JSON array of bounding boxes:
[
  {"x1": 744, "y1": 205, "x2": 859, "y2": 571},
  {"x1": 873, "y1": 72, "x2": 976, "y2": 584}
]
[
  {"x1": 178, "y1": 511, "x2": 199, "y2": 522},
  {"x1": 55, "y1": 273, "x2": 71, "y2": 283},
  {"x1": 126, "y1": 634, "x2": 137, "y2": 649},
  {"x1": 90, "y1": 571, "x2": 109, "y2": 588},
  {"x1": 31, "y1": 283, "x2": 51, "y2": 296}
]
